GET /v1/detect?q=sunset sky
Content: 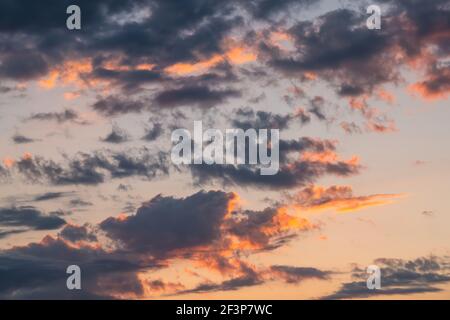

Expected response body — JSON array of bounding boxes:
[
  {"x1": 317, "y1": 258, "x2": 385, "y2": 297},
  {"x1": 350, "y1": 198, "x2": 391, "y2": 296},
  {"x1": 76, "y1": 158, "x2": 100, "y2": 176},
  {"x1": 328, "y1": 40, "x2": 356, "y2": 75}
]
[{"x1": 0, "y1": 0, "x2": 449, "y2": 299}]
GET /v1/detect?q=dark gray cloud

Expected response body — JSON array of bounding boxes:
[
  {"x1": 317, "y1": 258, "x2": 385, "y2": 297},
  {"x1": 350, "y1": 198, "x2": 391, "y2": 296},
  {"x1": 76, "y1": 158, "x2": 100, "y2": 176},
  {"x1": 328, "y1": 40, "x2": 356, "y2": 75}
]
[
  {"x1": 59, "y1": 224, "x2": 97, "y2": 242},
  {"x1": 190, "y1": 137, "x2": 360, "y2": 189},
  {"x1": 243, "y1": 0, "x2": 320, "y2": 19},
  {"x1": 12, "y1": 134, "x2": 36, "y2": 144},
  {"x1": 270, "y1": 265, "x2": 331, "y2": 283},
  {"x1": 341, "y1": 122, "x2": 363, "y2": 135},
  {"x1": 0, "y1": 164, "x2": 8, "y2": 180},
  {"x1": 142, "y1": 122, "x2": 163, "y2": 142},
  {"x1": 179, "y1": 263, "x2": 331, "y2": 295},
  {"x1": 230, "y1": 107, "x2": 310, "y2": 131},
  {"x1": 0, "y1": 206, "x2": 66, "y2": 231},
  {"x1": 100, "y1": 191, "x2": 234, "y2": 255},
  {"x1": 308, "y1": 96, "x2": 327, "y2": 121},
  {"x1": 69, "y1": 198, "x2": 93, "y2": 208},
  {"x1": 91, "y1": 66, "x2": 163, "y2": 93},
  {"x1": 0, "y1": 0, "x2": 447, "y2": 103},
  {"x1": 12, "y1": 148, "x2": 169, "y2": 186},
  {"x1": 92, "y1": 96, "x2": 149, "y2": 117},
  {"x1": 154, "y1": 85, "x2": 241, "y2": 109},
  {"x1": 265, "y1": 8, "x2": 395, "y2": 96},
  {"x1": 101, "y1": 125, "x2": 130, "y2": 144},
  {"x1": 33, "y1": 191, "x2": 73, "y2": 202},
  {"x1": 27, "y1": 110, "x2": 85, "y2": 124},
  {"x1": 0, "y1": 229, "x2": 27, "y2": 239},
  {"x1": 322, "y1": 256, "x2": 450, "y2": 299},
  {"x1": 262, "y1": 1, "x2": 450, "y2": 98},
  {"x1": 0, "y1": 52, "x2": 49, "y2": 81},
  {"x1": 0, "y1": 0, "x2": 239, "y2": 87},
  {"x1": 0, "y1": 236, "x2": 150, "y2": 299},
  {"x1": 0, "y1": 188, "x2": 318, "y2": 298}
]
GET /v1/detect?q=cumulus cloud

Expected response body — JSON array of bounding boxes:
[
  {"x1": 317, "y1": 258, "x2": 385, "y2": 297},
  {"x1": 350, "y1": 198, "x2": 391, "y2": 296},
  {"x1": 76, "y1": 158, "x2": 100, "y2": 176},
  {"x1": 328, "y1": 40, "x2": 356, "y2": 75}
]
[
  {"x1": 142, "y1": 122, "x2": 163, "y2": 142},
  {"x1": 100, "y1": 190, "x2": 235, "y2": 255},
  {"x1": 0, "y1": 188, "x2": 319, "y2": 298}
]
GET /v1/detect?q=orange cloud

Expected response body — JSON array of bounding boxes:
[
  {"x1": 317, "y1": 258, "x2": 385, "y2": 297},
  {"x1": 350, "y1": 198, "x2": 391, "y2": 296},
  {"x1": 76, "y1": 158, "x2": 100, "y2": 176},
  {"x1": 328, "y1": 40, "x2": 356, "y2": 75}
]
[
  {"x1": 38, "y1": 58, "x2": 93, "y2": 90},
  {"x1": 2, "y1": 157, "x2": 15, "y2": 168},
  {"x1": 165, "y1": 45, "x2": 256, "y2": 76},
  {"x1": 365, "y1": 119, "x2": 397, "y2": 133},
  {"x1": 288, "y1": 185, "x2": 404, "y2": 213},
  {"x1": 408, "y1": 69, "x2": 450, "y2": 101},
  {"x1": 38, "y1": 70, "x2": 59, "y2": 89},
  {"x1": 262, "y1": 207, "x2": 313, "y2": 235},
  {"x1": 300, "y1": 150, "x2": 360, "y2": 168},
  {"x1": 226, "y1": 47, "x2": 256, "y2": 64}
]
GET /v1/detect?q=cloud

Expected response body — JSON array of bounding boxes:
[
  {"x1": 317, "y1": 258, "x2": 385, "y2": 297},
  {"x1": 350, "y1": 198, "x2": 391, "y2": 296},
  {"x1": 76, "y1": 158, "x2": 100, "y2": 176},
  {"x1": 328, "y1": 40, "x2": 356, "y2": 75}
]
[
  {"x1": 257, "y1": 0, "x2": 449, "y2": 106},
  {"x1": 0, "y1": 235, "x2": 149, "y2": 299},
  {"x1": 58, "y1": 224, "x2": 97, "y2": 242},
  {"x1": 33, "y1": 192, "x2": 73, "y2": 202},
  {"x1": 286, "y1": 185, "x2": 403, "y2": 213},
  {"x1": 26, "y1": 110, "x2": 86, "y2": 125},
  {"x1": 100, "y1": 191, "x2": 236, "y2": 255},
  {"x1": 99, "y1": 189, "x2": 315, "y2": 266},
  {"x1": 178, "y1": 263, "x2": 331, "y2": 295},
  {"x1": 265, "y1": 9, "x2": 395, "y2": 94},
  {"x1": 340, "y1": 122, "x2": 363, "y2": 135},
  {"x1": 142, "y1": 122, "x2": 163, "y2": 142},
  {"x1": 269, "y1": 265, "x2": 331, "y2": 283},
  {"x1": 179, "y1": 268, "x2": 263, "y2": 294},
  {"x1": 243, "y1": 0, "x2": 320, "y2": 19},
  {"x1": 12, "y1": 134, "x2": 36, "y2": 144},
  {"x1": 0, "y1": 229, "x2": 28, "y2": 239},
  {"x1": 154, "y1": 85, "x2": 241, "y2": 109},
  {"x1": 92, "y1": 95, "x2": 149, "y2": 117},
  {"x1": 0, "y1": 206, "x2": 66, "y2": 231},
  {"x1": 0, "y1": 51, "x2": 49, "y2": 81},
  {"x1": 230, "y1": 107, "x2": 310, "y2": 130},
  {"x1": 69, "y1": 198, "x2": 93, "y2": 208},
  {"x1": 0, "y1": 187, "x2": 318, "y2": 299},
  {"x1": 322, "y1": 256, "x2": 450, "y2": 299},
  {"x1": 191, "y1": 137, "x2": 361, "y2": 189},
  {"x1": 90, "y1": 65, "x2": 162, "y2": 93},
  {"x1": 8, "y1": 148, "x2": 169, "y2": 186},
  {"x1": 101, "y1": 125, "x2": 130, "y2": 144},
  {"x1": 409, "y1": 66, "x2": 450, "y2": 101},
  {"x1": 0, "y1": 0, "x2": 242, "y2": 95}
]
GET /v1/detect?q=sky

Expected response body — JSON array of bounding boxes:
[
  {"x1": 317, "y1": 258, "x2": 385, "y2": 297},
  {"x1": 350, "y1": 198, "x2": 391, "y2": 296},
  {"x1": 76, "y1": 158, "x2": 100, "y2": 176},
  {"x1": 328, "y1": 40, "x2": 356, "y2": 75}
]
[{"x1": 0, "y1": 0, "x2": 449, "y2": 299}]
